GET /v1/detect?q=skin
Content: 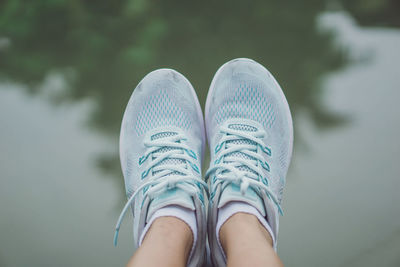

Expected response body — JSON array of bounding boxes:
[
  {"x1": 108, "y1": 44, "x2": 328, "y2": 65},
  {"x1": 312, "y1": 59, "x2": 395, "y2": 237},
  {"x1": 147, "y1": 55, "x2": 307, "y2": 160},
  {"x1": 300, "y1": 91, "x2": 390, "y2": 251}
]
[
  {"x1": 127, "y1": 212, "x2": 283, "y2": 267},
  {"x1": 126, "y1": 216, "x2": 193, "y2": 267},
  {"x1": 219, "y1": 212, "x2": 284, "y2": 267}
]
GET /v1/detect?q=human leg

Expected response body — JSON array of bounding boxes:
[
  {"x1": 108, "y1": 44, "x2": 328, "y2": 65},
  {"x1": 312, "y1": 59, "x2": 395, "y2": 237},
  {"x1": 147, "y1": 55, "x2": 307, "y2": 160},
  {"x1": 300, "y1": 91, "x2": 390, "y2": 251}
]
[
  {"x1": 127, "y1": 216, "x2": 193, "y2": 267},
  {"x1": 219, "y1": 212, "x2": 283, "y2": 267}
]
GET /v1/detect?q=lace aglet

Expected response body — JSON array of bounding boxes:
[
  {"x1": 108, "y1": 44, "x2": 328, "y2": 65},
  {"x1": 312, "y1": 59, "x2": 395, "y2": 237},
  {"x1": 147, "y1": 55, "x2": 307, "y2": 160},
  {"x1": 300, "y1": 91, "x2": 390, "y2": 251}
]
[{"x1": 113, "y1": 229, "x2": 120, "y2": 247}]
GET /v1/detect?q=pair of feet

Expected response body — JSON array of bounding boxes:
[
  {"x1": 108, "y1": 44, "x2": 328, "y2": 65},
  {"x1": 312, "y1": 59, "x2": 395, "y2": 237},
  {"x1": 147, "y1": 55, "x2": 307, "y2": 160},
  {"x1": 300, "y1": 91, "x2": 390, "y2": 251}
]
[{"x1": 115, "y1": 58, "x2": 293, "y2": 267}]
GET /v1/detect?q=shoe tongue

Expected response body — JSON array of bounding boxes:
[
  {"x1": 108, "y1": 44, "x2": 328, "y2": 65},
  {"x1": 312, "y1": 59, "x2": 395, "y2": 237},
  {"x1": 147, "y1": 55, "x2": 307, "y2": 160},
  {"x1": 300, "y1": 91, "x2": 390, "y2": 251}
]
[
  {"x1": 218, "y1": 124, "x2": 266, "y2": 216},
  {"x1": 151, "y1": 132, "x2": 186, "y2": 176},
  {"x1": 218, "y1": 183, "x2": 266, "y2": 217},
  {"x1": 146, "y1": 132, "x2": 195, "y2": 221},
  {"x1": 146, "y1": 187, "x2": 195, "y2": 222},
  {"x1": 224, "y1": 124, "x2": 258, "y2": 177}
]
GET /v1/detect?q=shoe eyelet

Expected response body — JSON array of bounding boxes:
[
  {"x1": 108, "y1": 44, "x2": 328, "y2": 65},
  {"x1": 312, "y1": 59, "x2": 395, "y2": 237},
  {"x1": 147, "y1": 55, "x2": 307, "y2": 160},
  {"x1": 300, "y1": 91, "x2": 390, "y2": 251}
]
[
  {"x1": 190, "y1": 163, "x2": 200, "y2": 174},
  {"x1": 261, "y1": 146, "x2": 272, "y2": 156},
  {"x1": 262, "y1": 176, "x2": 269, "y2": 186},
  {"x1": 143, "y1": 185, "x2": 150, "y2": 194},
  {"x1": 138, "y1": 155, "x2": 146, "y2": 165},
  {"x1": 215, "y1": 143, "x2": 223, "y2": 153},
  {"x1": 261, "y1": 161, "x2": 270, "y2": 172},
  {"x1": 141, "y1": 170, "x2": 149, "y2": 179},
  {"x1": 186, "y1": 149, "x2": 197, "y2": 159}
]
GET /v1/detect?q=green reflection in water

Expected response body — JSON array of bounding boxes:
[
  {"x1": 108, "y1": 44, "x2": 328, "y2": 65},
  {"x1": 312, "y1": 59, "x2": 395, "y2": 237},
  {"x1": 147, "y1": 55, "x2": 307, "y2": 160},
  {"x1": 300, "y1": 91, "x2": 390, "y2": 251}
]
[
  {"x1": 1, "y1": 0, "x2": 394, "y2": 184},
  {"x1": 339, "y1": 0, "x2": 400, "y2": 27}
]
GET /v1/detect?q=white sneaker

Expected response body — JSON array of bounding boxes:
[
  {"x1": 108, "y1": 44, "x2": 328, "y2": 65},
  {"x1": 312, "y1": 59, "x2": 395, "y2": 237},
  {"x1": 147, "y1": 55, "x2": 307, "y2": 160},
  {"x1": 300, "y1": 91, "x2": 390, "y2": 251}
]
[
  {"x1": 115, "y1": 69, "x2": 208, "y2": 267},
  {"x1": 205, "y1": 58, "x2": 294, "y2": 266}
]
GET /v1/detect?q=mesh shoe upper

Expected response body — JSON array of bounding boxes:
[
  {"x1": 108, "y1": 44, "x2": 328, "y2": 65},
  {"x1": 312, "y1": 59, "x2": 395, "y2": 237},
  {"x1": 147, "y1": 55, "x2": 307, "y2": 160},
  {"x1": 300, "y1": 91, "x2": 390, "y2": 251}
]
[
  {"x1": 117, "y1": 69, "x2": 207, "y2": 267},
  {"x1": 206, "y1": 58, "x2": 293, "y2": 204},
  {"x1": 120, "y1": 69, "x2": 205, "y2": 196},
  {"x1": 135, "y1": 89, "x2": 192, "y2": 136},
  {"x1": 205, "y1": 58, "x2": 293, "y2": 265}
]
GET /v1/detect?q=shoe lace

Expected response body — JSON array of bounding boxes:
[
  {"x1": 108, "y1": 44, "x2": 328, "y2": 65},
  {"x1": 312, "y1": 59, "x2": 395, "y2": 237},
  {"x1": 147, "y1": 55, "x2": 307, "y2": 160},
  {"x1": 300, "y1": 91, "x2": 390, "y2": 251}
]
[
  {"x1": 205, "y1": 125, "x2": 283, "y2": 215},
  {"x1": 114, "y1": 132, "x2": 208, "y2": 246}
]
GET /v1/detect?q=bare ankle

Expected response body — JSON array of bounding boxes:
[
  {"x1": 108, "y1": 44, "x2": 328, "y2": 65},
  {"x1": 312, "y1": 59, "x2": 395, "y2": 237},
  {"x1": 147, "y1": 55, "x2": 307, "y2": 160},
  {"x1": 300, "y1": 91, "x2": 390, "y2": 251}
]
[
  {"x1": 219, "y1": 212, "x2": 282, "y2": 267},
  {"x1": 220, "y1": 212, "x2": 274, "y2": 257},
  {"x1": 142, "y1": 216, "x2": 194, "y2": 256},
  {"x1": 220, "y1": 212, "x2": 273, "y2": 245}
]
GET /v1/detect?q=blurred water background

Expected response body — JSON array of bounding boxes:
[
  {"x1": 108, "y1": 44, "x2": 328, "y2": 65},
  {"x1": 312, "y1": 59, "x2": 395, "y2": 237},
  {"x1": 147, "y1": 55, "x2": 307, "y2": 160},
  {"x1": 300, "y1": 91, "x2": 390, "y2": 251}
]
[{"x1": 0, "y1": 1, "x2": 399, "y2": 266}]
